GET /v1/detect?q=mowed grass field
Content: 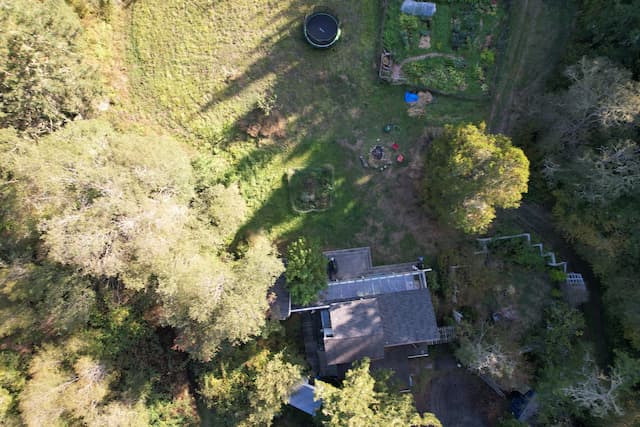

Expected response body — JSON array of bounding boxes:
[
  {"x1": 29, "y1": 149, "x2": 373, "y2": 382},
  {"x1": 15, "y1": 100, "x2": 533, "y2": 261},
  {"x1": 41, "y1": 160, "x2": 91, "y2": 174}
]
[
  {"x1": 127, "y1": 1, "x2": 484, "y2": 261},
  {"x1": 488, "y1": 0, "x2": 574, "y2": 134}
]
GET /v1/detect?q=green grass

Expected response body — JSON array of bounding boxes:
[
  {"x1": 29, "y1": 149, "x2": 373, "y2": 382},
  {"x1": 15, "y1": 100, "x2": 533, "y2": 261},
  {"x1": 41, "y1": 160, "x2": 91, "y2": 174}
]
[
  {"x1": 488, "y1": 0, "x2": 575, "y2": 132},
  {"x1": 126, "y1": 0, "x2": 488, "y2": 261}
]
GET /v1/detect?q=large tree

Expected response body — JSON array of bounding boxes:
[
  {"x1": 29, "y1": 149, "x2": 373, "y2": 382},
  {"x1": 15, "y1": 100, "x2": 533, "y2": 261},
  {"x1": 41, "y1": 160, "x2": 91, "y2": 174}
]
[
  {"x1": 0, "y1": 0, "x2": 100, "y2": 135},
  {"x1": 0, "y1": 120, "x2": 283, "y2": 361},
  {"x1": 199, "y1": 349, "x2": 303, "y2": 427},
  {"x1": 316, "y1": 358, "x2": 441, "y2": 427},
  {"x1": 543, "y1": 57, "x2": 640, "y2": 147},
  {"x1": 455, "y1": 322, "x2": 520, "y2": 387},
  {"x1": 424, "y1": 123, "x2": 529, "y2": 234}
]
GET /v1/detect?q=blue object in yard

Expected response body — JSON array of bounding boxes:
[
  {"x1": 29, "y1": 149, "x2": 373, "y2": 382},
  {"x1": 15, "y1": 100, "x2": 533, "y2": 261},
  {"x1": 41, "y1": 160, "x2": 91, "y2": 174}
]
[
  {"x1": 288, "y1": 381, "x2": 322, "y2": 415},
  {"x1": 405, "y1": 91, "x2": 419, "y2": 103},
  {"x1": 511, "y1": 390, "x2": 536, "y2": 419}
]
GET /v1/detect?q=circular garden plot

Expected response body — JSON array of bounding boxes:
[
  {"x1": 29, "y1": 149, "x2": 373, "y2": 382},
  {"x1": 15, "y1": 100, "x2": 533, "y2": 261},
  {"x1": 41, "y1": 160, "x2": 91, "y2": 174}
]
[{"x1": 287, "y1": 165, "x2": 334, "y2": 213}]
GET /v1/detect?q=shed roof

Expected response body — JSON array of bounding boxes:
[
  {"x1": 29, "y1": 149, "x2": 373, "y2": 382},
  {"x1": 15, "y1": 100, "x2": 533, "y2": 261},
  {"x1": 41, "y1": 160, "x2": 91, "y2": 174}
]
[{"x1": 288, "y1": 382, "x2": 321, "y2": 415}]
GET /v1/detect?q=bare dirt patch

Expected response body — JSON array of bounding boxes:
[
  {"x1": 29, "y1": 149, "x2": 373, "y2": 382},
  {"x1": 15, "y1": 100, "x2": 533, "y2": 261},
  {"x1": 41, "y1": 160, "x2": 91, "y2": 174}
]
[
  {"x1": 355, "y1": 134, "x2": 456, "y2": 262},
  {"x1": 414, "y1": 351, "x2": 507, "y2": 427},
  {"x1": 240, "y1": 109, "x2": 287, "y2": 139},
  {"x1": 407, "y1": 91, "x2": 433, "y2": 117},
  {"x1": 419, "y1": 35, "x2": 432, "y2": 49}
]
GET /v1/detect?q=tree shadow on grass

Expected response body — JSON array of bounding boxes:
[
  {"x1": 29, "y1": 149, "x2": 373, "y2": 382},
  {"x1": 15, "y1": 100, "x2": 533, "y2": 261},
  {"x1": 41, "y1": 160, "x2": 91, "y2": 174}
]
[
  {"x1": 226, "y1": 127, "x2": 378, "y2": 251},
  {"x1": 189, "y1": 0, "x2": 456, "y2": 260}
]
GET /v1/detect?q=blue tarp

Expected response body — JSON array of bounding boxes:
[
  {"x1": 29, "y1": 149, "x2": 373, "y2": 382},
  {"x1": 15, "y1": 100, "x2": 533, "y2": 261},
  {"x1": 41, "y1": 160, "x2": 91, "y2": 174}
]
[{"x1": 404, "y1": 92, "x2": 419, "y2": 103}]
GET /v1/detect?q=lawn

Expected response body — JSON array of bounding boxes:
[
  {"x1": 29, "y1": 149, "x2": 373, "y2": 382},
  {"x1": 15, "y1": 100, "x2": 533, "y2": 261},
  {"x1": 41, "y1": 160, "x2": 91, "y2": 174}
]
[
  {"x1": 127, "y1": 0, "x2": 483, "y2": 262},
  {"x1": 488, "y1": 0, "x2": 575, "y2": 133}
]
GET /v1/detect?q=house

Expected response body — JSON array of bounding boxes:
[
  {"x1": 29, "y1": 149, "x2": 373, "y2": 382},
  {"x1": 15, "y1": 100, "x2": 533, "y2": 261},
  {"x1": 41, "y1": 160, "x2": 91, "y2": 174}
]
[{"x1": 274, "y1": 247, "x2": 453, "y2": 392}]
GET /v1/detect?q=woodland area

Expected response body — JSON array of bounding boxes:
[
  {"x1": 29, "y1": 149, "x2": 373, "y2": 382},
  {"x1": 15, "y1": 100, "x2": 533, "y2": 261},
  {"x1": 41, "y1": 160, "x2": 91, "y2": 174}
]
[
  {"x1": 0, "y1": 0, "x2": 639, "y2": 426},
  {"x1": 506, "y1": 0, "x2": 640, "y2": 424}
]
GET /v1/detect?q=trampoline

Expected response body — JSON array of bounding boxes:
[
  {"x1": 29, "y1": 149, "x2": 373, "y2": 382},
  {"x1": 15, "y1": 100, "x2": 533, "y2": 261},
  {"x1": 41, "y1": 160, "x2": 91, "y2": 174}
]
[{"x1": 304, "y1": 11, "x2": 340, "y2": 48}]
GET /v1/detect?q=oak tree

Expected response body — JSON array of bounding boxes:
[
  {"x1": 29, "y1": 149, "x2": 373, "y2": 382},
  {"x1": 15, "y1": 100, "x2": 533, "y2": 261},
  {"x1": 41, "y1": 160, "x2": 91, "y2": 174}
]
[{"x1": 424, "y1": 123, "x2": 529, "y2": 234}]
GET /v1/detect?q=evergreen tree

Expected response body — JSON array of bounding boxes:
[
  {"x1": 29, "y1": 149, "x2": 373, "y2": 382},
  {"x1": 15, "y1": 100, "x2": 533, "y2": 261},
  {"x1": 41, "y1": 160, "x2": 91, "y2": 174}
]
[
  {"x1": 317, "y1": 359, "x2": 441, "y2": 427},
  {"x1": 199, "y1": 349, "x2": 303, "y2": 426},
  {"x1": 424, "y1": 123, "x2": 529, "y2": 234}
]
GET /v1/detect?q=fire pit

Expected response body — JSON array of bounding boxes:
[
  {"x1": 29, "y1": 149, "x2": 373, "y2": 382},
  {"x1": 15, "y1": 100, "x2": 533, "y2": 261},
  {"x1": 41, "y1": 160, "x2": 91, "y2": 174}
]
[
  {"x1": 371, "y1": 145, "x2": 384, "y2": 160},
  {"x1": 365, "y1": 145, "x2": 392, "y2": 170}
]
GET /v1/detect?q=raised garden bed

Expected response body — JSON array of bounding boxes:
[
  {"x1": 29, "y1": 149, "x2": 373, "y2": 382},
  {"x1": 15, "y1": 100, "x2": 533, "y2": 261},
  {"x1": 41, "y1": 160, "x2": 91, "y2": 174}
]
[
  {"x1": 380, "y1": 0, "x2": 504, "y2": 97},
  {"x1": 287, "y1": 165, "x2": 334, "y2": 213}
]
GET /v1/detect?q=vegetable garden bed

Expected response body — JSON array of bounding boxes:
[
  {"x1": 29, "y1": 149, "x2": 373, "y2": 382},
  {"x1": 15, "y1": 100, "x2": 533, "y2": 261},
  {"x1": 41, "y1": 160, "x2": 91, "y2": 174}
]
[
  {"x1": 381, "y1": 0, "x2": 504, "y2": 97},
  {"x1": 287, "y1": 166, "x2": 334, "y2": 213}
]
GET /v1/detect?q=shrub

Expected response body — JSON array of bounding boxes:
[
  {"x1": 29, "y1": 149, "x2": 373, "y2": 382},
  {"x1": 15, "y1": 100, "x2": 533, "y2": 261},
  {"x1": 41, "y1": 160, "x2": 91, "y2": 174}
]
[
  {"x1": 549, "y1": 269, "x2": 568, "y2": 283},
  {"x1": 480, "y1": 49, "x2": 495, "y2": 66},
  {"x1": 285, "y1": 238, "x2": 327, "y2": 305}
]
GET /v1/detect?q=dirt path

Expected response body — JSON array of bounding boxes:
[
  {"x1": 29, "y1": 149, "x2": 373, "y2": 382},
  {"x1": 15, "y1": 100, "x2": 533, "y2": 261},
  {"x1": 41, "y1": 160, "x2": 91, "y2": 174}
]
[
  {"x1": 489, "y1": 0, "x2": 536, "y2": 133},
  {"x1": 489, "y1": 0, "x2": 574, "y2": 134},
  {"x1": 399, "y1": 52, "x2": 462, "y2": 67},
  {"x1": 486, "y1": 0, "x2": 611, "y2": 363}
]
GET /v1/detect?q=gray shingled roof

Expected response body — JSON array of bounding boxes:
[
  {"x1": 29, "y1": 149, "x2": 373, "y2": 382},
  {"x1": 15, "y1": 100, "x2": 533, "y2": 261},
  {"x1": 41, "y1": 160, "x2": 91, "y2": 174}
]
[
  {"x1": 377, "y1": 289, "x2": 439, "y2": 346},
  {"x1": 324, "y1": 336, "x2": 385, "y2": 365},
  {"x1": 324, "y1": 299, "x2": 385, "y2": 365},
  {"x1": 322, "y1": 290, "x2": 439, "y2": 365}
]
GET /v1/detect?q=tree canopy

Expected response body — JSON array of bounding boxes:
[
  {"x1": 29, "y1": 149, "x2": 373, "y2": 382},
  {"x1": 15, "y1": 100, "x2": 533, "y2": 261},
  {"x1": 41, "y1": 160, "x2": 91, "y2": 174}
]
[
  {"x1": 0, "y1": 0, "x2": 100, "y2": 135},
  {"x1": 424, "y1": 123, "x2": 529, "y2": 234},
  {"x1": 0, "y1": 120, "x2": 283, "y2": 361},
  {"x1": 199, "y1": 348, "x2": 303, "y2": 426},
  {"x1": 316, "y1": 358, "x2": 442, "y2": 427},
  {"x1": 285, "y1": 237, "x2": 327, "y2": 305}
]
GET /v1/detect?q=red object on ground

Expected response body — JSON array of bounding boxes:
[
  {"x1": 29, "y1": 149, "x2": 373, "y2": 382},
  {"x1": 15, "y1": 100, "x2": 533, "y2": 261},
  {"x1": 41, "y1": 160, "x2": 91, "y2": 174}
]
[
  {"x1": 391, "y1": 143, "x2": 399, "y2": 151},
  {"x1": 396, "y1": 154, "x2": 404, "y2": 163}
]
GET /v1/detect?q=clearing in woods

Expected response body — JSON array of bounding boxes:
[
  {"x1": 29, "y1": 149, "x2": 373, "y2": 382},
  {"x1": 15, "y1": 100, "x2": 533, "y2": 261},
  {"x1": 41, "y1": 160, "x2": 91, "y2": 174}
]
[{"x1": 127, "y1": 0, "x2": 485, "y2": 262}]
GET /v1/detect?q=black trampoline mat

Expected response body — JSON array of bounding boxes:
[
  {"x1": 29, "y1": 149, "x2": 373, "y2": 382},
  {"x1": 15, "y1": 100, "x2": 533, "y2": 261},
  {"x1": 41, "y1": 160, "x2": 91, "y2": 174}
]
[{"x1": 306, "y1": 13, "x2": 338, "y2": 43}]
